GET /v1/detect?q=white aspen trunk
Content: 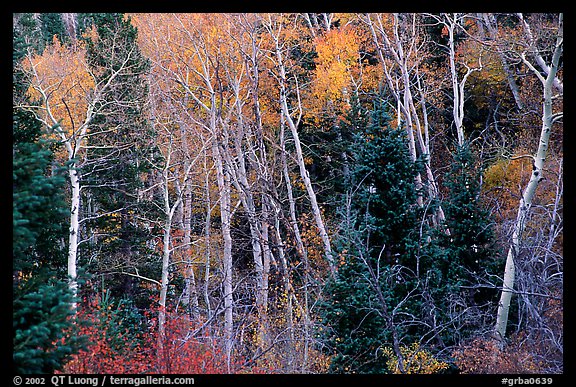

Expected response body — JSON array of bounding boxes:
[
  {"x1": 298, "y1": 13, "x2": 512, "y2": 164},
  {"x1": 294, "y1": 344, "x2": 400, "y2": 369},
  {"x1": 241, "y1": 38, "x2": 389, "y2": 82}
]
[
  {"x1": 401, "y1": 76, "x2": 420, "y2": 165},
  {"x1": 322, "y1": 13, "x2": 333, "y2": 31},
  {"x1": 162, "y1": 15, "x2": 235, "y2": 362},
  {"x1": 480, "y1": 13, "x2": 525, "y2": 111},
  {"x1": 447, "y1": 14, "x2": 465, "y2": 147},
  {"x1": 259, "y1": 198, "x2": 272, "y2": 350},
  {"x1": 62, "y1": 13, "x2": 78, "y2": 41},
  {"x1": 25, "y1": 52, "x2": 92, "y2": 305},
  {"x1": 246, "y1": 22, "x2": 272, "y2": 334},
  {"x1": 159, "y1": 213, "x2": 171, "y2": 315},
  {"x1": 442, "y1": 13, "x2": 482, "y2": 148},
  {"x1": 225, "y1": 123, "x2": 267, "y2": 324},
  {"x1": 157, "y1": 206, "x2": 171, "y2": 371},
  {"x1": 494, "y1": 14, "x2": 562, "y2": 340},
  {"x1": 161, "y1": 16, "x2": 234, "y2": 358},
  {"x1": 239, "y1": 24, "x2": 277, "y2": 352},
  {"x1": 517, "y1": 13, "x2": 563, "y2": 94},
  {"x1": 212, "y1": 136, "x2": 234, "y2": 371},
  {"x1": 264, "y1": 16, "x2": 335, "y2": 277},
  {"x1": 220, "y1": 89, "x2": 270, "y2": 350},
  {"x1": 281, "y1": 98, "x2": 335, "y2": 277},
  {"x1": 274, "y1": 63, "x2": 335, "y2": 278},
  {"x1": 303, "y1": 14, "x2": 317, "y2": 38},
  {"x1": 158, "y1": 148, "x2": 180, "y2": 370},
  {"x1": 227, "y1": 155, "x2": 270, "y2": 350},
  {"x1": 174, "y1": 118, "x2": 203, "y2": 319},
  {"x1": 24, "y1": 43, "x2": 134, "y2": 311},
  {"x1": 269, "y1": 183, "x2": 296, "y2": 370},
  {"x1": 182, "y1": 177, "x2": 200, "y2": 319},
  {"x1": 221, "y1": 170, "x2": 234, "y2": 373},
  {"x1": 415, "y1": 66, "x2": 446, "y2": 227},
  {"x1": 155, "y1": 136, "x2": 199, "y2": 367},
  {"x1": 67, "y1": 166, "x2": 81, "y2": 304},
  {"x1": 203, "y1": 150, "x2": 213, "y2": 322},
  {"x1": 280, "y1": 120, "x2": 311, "y2": 371}
]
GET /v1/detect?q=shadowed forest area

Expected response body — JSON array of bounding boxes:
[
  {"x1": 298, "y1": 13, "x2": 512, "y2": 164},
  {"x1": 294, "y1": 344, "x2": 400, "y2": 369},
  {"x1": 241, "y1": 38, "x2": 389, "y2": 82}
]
[{"x1": 13, "y1": 12, "x2": 562, "y2": 375}]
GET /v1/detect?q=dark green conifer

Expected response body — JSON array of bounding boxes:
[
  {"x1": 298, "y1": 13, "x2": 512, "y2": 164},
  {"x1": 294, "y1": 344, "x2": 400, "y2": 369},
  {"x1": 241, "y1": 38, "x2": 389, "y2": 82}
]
[
  {"x1": 39, "y1": 13, "x2": 67, "y2": 44},
  {"x1": 320, "y1": 100, "x2": 423, "y2": 373},
  {"x1": 435, "y1": 142, "x2": 499, "y2": 340},
  {"x1": 13, "y1": 22, "x2": 82, "y2": 373}
]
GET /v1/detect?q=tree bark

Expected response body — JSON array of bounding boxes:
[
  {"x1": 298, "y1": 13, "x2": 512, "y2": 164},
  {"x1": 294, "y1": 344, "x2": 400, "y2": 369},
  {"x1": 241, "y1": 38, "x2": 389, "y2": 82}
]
[
  {"x1": 67, "y1": 167, "x2": 81, "y2": 304},
  {"x1": 266, "y1": 20, "x2": 336, "y2": 277},
  {"x1": 280, "y1": 119, "x2": 311, "y2": 371},
  {"x1": 494, "y1": 13, "x2": 562, "y2": 341},
  {"x1": 480, "y1": 13, "x2": 525, "y2": 111},
  {"x1": 212, "y1": 133, "x2": 234, "y2": 370},
  {"x1": 182, "y1": 177, "x2": 200, "y2": 320}
]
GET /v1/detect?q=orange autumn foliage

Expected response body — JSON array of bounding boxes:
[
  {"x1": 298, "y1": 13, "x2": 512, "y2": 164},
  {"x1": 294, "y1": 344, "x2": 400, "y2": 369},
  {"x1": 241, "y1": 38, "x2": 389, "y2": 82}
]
[{"x1": 24, "y1": 36, "x2": 94, "y2": 163}]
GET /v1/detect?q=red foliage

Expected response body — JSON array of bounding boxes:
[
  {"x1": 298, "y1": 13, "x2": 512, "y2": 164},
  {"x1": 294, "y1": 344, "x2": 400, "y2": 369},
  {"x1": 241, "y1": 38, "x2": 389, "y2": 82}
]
[
  {"x1": 452, "y1": 336, "x2": 546, "y2": 374},
  {"x1": 150, "y1": 308, "x2": 232, "y2": 374},
  {"x1": 59, "y1": 296, "x2": 257, "y2": 374},
  {"x1": 58, "y1": 296, "x2": 150, "y2": 374}
]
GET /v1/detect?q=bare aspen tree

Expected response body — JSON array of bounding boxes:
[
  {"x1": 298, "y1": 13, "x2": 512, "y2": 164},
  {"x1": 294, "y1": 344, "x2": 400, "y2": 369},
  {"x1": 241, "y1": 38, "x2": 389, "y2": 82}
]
[
  {"x1": 231, "y1": 52, "x2": 274, "y2": 357},
  {"x1": 494, "y1": 13, "x2": 562, "y2": 341},
  {"x1": 428, "y1": 13, "x2": 483, "y2": 147},
  {"x1": 212, "y1": 133, "x2": 235, "y2": 370},
  {"x1": 263, "y1": 14, "x2": 336, "y2": 278},
  {"x1": 302, "y1": 13, "x2": 333, "y2": 37},
  {"x1": 202, "y1": 151, "x2": 214, "y2": 322},
  {"x1": 180, "y1": 177, "x2": 201, "y2": 318},
  {"x1": 138, "y1": 13, "x2": 237, "y2": 368},
  {"x1": 23, "y1": 48, "x2": 89, "y2": 303},
  {"x1": 279, "y1": 117, "x2": 312, "y2": 371},
  {"x1": 61, "y1": 13, "x2": 77, "y2": 41},
  {"x1": 479, "y1": 13, "x2": 525, "y2": 111},
  {"x1": 516, "y1": 13, "x2": 563, "y2": 94},
  {"x1": 146, "y1": 91, "x2": 207, "y2": 366}
]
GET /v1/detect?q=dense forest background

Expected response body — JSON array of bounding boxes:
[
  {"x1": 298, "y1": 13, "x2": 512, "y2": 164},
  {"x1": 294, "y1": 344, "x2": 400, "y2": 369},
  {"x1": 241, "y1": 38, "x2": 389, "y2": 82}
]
[{"x1": 13, "y1": 12, "x2": 563, "y2": 374}]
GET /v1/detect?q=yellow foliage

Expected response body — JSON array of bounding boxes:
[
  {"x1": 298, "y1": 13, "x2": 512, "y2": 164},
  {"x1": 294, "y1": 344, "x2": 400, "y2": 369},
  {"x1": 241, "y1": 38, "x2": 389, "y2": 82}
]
[
  {"x1": 381, "y1": 343, "x2": 449, "y2": 374},
  {"x1": 483, "y1": 152, "x2": 561, "y2": 213},
  {"x1": 483, "y1": 158, "x2": 517, "y2": 191},
  {"x1": 308, "y1": 25, "x2": 377, "y2": 123},
  {"x1": 312, "y1": 28, "x2": 357, "y2": 103},
  {"x1": 482, "y1": 153, "x2": 533, "y2": 223}
]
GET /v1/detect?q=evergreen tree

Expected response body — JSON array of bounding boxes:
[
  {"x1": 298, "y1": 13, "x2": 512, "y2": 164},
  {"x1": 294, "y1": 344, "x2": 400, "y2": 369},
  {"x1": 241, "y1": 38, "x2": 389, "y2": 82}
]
[
  {"x1": 434, "y1": 142, "x2": 499, "y2": 341},
  {"x1": 13, "y1": 14, "x2": 42, "y2": 54},
  {"x1": 13, "y1": 26, "x2": 67, "y2": 274},
  {"x1": 443, "y1": 143, "x2": 497, "y2": 281},
  {"x1": 351, "y1": 107, "x2": 421, "y2": 265},
  {"x1": 321, "y1": 236, "x2": 389, "y2": 373},
  {"x1": 399, "y1": 142, "x2": 500, "y2": 349},
  {"x1": 13, "y1": 13, "x2": 68, "y2": 55},
  {"x1": 298, "y1": 94, "x2": 370, "y2": 212},
  {"x1": 13, "y1": 109, "x2": 68, "y2": 278},
  {"x1": 13, "y1": 24, "x2": 82, "y2": 373},
  {"x1": 320, "y1": 101, "x2": 424, "y2": 373},
  {"x1": 39, "y1": 13, "x2": 67, "y2": 45},
  {"x1": 13, "y1": 283, "x2": 84, "y2": 374}
]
